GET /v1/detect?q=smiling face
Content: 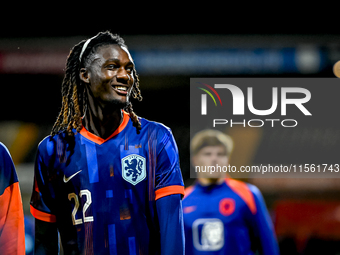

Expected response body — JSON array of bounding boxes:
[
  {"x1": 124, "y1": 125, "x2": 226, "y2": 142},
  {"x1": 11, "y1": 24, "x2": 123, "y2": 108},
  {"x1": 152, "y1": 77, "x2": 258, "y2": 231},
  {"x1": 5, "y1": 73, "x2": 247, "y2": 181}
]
[{"x1": 80, "y1": 44, "x2": 135, "y2": 109}]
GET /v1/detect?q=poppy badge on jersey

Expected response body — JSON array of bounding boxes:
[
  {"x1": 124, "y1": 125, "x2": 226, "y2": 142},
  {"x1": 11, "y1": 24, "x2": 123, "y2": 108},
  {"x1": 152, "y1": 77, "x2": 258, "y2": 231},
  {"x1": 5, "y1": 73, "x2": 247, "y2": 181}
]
[{"x1": 122, "y1": 154, "x2": 146, "y2": 185}]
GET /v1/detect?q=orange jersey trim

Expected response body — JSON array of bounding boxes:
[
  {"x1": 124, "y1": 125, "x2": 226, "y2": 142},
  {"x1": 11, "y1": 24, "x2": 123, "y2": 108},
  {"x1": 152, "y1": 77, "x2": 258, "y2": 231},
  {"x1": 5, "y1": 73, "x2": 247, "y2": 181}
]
[
  {"x1": 80, "y1": 111, "x2": 130, "y2": 145},
  {"x1": 225, "y1": 178, "x2": 257, "y2": 214},
  {"x1": 155, "y1": 185, "x2": 185, "y2": 201},
  {"x1": 30, "y1": 205, "x2": 57, "y2": 223},
  {"x1": 0, "y1": 182, "x2": 25, "y2": 254},
  {"x1": 34, "y1": 178, "x2": 40, "y2": 193}
]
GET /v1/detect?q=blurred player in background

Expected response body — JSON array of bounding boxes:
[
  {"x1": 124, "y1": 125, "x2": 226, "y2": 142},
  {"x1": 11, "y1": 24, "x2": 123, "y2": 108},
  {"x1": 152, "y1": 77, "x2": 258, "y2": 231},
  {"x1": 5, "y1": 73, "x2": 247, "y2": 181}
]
[
  {"x1": 30, "y1": 31, "x2": 185, "y2": 255},
  {"x1": 183, "y1": 129, "x2": 279, "y2": 255},
  {"x1": 0, "y1": 142, "x2": 25, "y2": 254}
]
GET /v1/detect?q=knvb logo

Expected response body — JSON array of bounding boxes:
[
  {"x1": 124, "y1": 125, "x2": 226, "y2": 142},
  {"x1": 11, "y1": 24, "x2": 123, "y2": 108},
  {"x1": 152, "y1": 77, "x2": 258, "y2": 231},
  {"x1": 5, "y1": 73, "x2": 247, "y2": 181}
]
[
  {"x1": 199, "y1": 83, "x2": 312, "y2": 116},
  {"x1": 122, "y1": 154, "x2": 146, "y2": 185}
]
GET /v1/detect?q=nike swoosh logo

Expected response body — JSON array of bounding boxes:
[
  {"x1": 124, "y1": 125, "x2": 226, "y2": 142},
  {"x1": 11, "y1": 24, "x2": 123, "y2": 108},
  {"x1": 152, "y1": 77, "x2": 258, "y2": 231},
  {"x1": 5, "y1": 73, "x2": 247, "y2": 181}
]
[
  {"x1": 183, "y1": 206, "x2": 197, "y2": 214},
  {"x1": 63, "y1": 170, "x2": 82, "y2": 183}
]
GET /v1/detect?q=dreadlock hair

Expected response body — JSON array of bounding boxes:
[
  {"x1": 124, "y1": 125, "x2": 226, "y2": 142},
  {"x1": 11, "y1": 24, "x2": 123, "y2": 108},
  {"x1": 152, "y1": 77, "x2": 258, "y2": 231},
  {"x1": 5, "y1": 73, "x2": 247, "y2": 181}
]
[{"x1": 51, "y1": 31, "x2": 143, "y2": 137}]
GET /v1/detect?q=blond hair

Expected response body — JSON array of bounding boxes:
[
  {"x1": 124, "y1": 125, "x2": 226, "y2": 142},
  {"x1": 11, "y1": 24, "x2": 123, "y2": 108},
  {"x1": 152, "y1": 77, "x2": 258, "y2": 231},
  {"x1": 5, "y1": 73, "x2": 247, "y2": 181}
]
[{"x1": 191, "y1": 129, "x2": 234, "y2": 156}]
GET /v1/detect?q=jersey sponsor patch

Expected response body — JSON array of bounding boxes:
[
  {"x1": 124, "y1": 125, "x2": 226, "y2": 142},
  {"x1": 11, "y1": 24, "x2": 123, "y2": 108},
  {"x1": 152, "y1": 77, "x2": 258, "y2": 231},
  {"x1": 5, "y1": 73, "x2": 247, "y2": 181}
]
[{"x1": 122, "y1": 154, "x2": 146, "y2": 185}]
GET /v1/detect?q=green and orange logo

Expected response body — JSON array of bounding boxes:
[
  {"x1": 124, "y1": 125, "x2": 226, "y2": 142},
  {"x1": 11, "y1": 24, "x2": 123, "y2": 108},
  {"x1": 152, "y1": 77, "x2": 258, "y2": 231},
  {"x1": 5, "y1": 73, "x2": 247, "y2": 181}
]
[{"x1": 197, "y1": 82, "x2": 222, "y2": 115}]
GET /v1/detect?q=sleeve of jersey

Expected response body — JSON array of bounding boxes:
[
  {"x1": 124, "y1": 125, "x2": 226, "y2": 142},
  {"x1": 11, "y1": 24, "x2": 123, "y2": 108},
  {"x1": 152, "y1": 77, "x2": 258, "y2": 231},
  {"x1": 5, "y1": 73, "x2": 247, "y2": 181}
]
[
  {"x1": 30, "y1": 139, "x2": 57, "y2": 223},
  {"x1": 248, "y1": 184, "x2": 279, "y2": 255},
  {"x1": 156, "y1": 194, "x2": 185, "y2": 255},
  {"x1": 0, "y1": 143, "x2": 25, "y2": 254},
  {"x1": 154, "y1": 129, "x2": 184, "y2": 201}
]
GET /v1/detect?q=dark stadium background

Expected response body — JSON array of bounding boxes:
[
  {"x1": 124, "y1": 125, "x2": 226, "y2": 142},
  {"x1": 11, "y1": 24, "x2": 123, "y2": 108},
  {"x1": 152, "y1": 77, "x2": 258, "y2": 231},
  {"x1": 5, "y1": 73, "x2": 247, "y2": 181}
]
[{"x1": 1, "y1": 8, "x2": 340, "y2": 254}]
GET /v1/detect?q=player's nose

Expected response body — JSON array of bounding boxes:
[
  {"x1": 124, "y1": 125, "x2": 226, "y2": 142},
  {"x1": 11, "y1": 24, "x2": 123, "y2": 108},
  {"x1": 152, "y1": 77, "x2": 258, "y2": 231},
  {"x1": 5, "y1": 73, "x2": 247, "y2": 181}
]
[{"x1": 117, "y1": 67, "x2": 130, "y2": 84}]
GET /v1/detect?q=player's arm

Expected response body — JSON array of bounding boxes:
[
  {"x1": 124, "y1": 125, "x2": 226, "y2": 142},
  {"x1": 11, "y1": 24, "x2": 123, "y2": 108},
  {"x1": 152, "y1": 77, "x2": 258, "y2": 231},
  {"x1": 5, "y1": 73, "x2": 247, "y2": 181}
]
[
  {"x1": 30, "y1": 138, "x2": 59, "y2": 254},
  {"x1": 156, "y1": 194, "x2": 185, "y2": 255},
  {"x1": 249, "y1": 185, "x2": 279, "y2": 255},
  {"x1": 154, "y1": 128, "x2": 185, "y2": 255},
  {"x1": 35, "y1": 219, "x2": 59, "y2": 254},
  {"x1": 0, "y1": 143, "x2": 25, "y2": 254}
]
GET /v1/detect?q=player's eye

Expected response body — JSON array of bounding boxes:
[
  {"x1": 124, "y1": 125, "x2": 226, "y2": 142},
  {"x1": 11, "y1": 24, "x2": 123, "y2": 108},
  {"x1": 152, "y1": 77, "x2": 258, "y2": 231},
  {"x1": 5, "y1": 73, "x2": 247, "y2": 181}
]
[
  {"x1": 126, "y1": 65, "x2": 133, "y2": 73},
  {"x1": 107, "y1": 64, "x2": 118, "y2": 70}
]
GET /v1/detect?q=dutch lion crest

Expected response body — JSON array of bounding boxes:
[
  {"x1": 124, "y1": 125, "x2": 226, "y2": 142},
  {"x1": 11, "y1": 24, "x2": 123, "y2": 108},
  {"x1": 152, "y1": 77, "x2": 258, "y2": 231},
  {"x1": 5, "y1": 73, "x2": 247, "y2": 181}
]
[{"x1": 122, "y1": 154, "x2": 146, "y2": 185}]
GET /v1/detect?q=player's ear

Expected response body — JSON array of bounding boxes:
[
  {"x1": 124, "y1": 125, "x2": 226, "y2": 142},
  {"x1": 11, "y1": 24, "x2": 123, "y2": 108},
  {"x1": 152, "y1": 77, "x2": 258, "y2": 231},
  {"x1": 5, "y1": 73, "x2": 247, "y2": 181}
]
[
  {"x1": 79, "y1": 68, "x2": 90, "y2": 84},
  {"x1": 191, "y1": 154, "x2": 198, "y2": 168}
]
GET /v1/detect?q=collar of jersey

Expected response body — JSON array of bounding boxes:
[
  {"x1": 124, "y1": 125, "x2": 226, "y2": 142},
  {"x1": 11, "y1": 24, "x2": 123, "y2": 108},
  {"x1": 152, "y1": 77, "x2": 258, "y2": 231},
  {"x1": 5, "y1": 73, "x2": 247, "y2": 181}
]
[{"x1": 80, "y1": 110, "x2": 130, "y2": 145}]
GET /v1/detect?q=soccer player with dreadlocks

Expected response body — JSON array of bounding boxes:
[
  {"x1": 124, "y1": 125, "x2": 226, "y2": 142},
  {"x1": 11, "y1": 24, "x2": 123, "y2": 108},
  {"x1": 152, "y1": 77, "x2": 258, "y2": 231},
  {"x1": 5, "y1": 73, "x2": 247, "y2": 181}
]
[{"x1": 30, "y1": 31, "x2": 185, "y2": 255}]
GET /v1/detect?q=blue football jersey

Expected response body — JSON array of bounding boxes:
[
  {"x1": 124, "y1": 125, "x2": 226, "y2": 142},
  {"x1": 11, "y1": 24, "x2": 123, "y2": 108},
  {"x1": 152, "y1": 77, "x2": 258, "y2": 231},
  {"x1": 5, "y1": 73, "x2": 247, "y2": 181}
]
[
  {"x1": 30, "y1": 111, "x2": 185, "y2": 254},
  {"x1": 183, "y1": 179, "x2": 279, "y2": 255}
]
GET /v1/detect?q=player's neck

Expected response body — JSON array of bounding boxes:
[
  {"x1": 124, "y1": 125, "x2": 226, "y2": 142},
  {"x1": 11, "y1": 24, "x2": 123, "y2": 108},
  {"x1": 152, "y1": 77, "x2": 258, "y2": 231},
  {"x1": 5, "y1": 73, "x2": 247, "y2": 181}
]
[
  {"x1": 83, "y1": 100, "x2": 123, "y2": 140},
  {"x1": 198, "y1": 177, "x2": 225, "y2": 186}
]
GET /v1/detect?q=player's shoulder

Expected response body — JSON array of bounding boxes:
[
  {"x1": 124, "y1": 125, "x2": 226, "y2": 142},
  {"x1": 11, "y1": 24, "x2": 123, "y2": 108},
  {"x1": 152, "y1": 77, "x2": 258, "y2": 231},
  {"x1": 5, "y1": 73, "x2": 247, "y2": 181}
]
[
  {"x1": 0, "y1": 142, "x2": 15, "y2": 170},
  {"x1": 0, "y1": 141, "x2": 7, "y2": 151},
  {"x1": 0, "y1": 142, "x2": 11, "y2": 159},
  {"x1": 0, "y1": 142, "x2": 18, "y2": 193},
  {"x1": 244, "y1": 181, "x2": 262, "y2": 198},
  {"x1": 226, "y1": 178, "x2": 263, "y2": 198},
  {"x1": 225, "y1": 178, "x2": 262, "y2": 214},
  {"x1": 140, "y1": 117, "x2": 172, "y2": 133},
  {"x1": 37, "y1": 135, "x2": 53, "y2": 152},
  {"x1": 139, "y1": 117, "x2": 175, "y2": 142},
  {"x1": 37, "y1": 131, "x2": 68, "y2": 157},
  {"x1": 225, "y1": 178, "x2": 260, "y2": 194},
  {"x1": 183, "y1": 183, "x2": 199, "y2": 200}
]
